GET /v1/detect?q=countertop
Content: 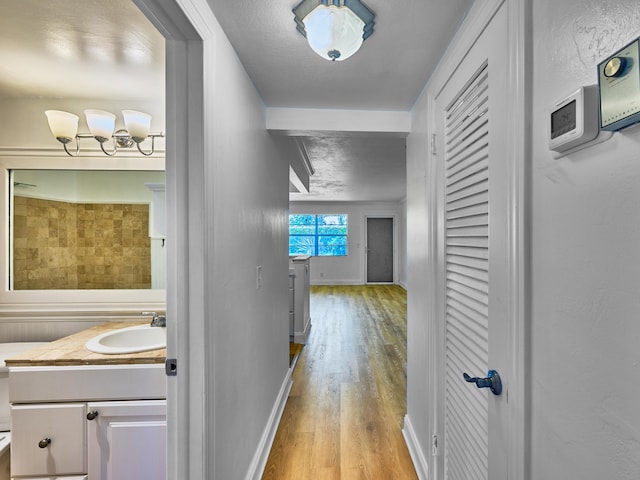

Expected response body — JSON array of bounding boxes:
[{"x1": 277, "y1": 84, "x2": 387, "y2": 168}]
[{"x1": 5, "y1": 321, "x2": 166, "y2": 367}]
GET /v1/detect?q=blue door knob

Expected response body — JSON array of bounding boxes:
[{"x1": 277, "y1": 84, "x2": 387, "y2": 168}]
[{"x1": 463, "y1": 369, "x2": 502, "y2": 396}]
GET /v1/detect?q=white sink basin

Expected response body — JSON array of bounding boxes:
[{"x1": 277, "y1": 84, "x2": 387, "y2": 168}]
[{"x1": 85, "y1": 325, "x2": 166, "y2": 355}]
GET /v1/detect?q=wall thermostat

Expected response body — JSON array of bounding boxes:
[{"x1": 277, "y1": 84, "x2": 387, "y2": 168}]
[
  {"x1": 598, "y1": 37, "x2": 640, "y2": 131},
  {"x1": 549, "y1": 85, "x2": 599, "y2": 153}
]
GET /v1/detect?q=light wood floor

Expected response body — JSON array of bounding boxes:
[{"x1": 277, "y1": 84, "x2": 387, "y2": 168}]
[{"x1": 263, "y1": 285, "x2": 418, "y2": 480}]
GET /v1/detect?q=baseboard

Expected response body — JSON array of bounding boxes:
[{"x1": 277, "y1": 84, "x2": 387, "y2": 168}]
[
  {"x1": 293, "y1": 317, "x2": 311, "y2": 344},
  {"x1": 245, "y1": 367, "x2": 293, "y2": 480},
  {"x1": 402, "y1": 414, "x2": 429, "y2": 480},
  {"x1": 310, "y1": 279, "x2": 361, "y2": 285},
  {"x1": 311, "y1": 280, "x2": 407, "y2": 287}
]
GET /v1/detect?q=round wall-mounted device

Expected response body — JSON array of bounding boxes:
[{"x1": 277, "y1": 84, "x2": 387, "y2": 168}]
[{"x1": 603, "y1": 56, "x2": 627, "y2": 78}]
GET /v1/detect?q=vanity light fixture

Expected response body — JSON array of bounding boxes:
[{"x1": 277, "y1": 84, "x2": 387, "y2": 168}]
[
  {"x1": 293, "y1": 0, "x2": 375, "y2": 62},
  {"x1": 45, "y1": 109, "x2": 163, "y2": 156}
]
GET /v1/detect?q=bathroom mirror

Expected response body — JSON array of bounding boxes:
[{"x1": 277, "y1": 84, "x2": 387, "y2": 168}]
[
  {"x1": 0, "y1": 156, "x2": 165, "y2": 314},
  {"x1": 11, "y1": 169, "x2": 165, "y2": 290}
]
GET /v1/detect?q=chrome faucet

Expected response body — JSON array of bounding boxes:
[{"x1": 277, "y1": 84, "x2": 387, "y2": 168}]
[{"x1": 142, "y1": 311, "x2": 166, "y2": 327}]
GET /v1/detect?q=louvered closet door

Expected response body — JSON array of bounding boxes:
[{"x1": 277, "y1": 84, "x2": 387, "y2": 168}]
[
  {"x1": 444, "y1": 62, "x2": 491, "y2": 480},
  {"x1": 435, "y1": 4, "x2": 509, "y2": 480}
]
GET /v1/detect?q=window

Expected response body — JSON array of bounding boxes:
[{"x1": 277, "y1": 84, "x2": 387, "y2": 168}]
[{"x1": 289, "y1": 214, "x2": 348, "y2": 256}]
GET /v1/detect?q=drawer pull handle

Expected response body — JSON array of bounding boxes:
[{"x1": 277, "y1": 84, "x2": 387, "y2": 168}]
[
  {"x1": 87, "y1": 410, "x2": 99, "y2": 420},
  {"x1": 38, "y1": 437, "x2": 51, "y2": 448}
]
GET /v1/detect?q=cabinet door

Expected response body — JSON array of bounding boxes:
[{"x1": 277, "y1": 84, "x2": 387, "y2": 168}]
[
  {"x1": 87, "y1": 400, "x2": 166, "y2": 480},
  {"x1": 11, "y1": 403, "x2": 86, "y2": 477}
]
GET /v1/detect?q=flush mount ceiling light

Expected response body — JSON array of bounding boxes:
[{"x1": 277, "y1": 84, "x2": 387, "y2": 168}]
[
  {"x1": 293, "y1": 0, "x2": 375, "y2": 62},
  {"x1": 44, "y1": 109, "x2": 164, "y2": 156}
]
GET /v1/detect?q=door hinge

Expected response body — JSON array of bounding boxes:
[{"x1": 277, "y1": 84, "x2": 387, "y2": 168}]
[
  {"x1": 431, "y1": 133, "x2": 437, "y2": 155},
  {"x1": 432, "y1": 433, "x2": 439, "y2": 456},
  {"x1": 165, "y1": 358, "x2": 177, "y2": 376}
]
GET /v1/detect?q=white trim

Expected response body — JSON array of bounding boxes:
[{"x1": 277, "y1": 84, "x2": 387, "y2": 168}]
[
  {"x1": 289, "y1": 199, "x2": 404, "y2": 207},
  {"x1": 430, "y1": 1, "x2": 505, "y2": 102},
  {"x1": 402, "y1": 414, "x2": 429, "y2": 480},
  {"x1": 430, "y1": 85, "x2": 445, "y2": 480},
  {"x1": 506, "y1": 0, "x2": 530, "y2": 479},
  {"x1": 0, "y1": 146, "x2": 165, "y2": 159},
  {"x1": 294, "y1": 138, "x2": 315, "y2": 176},
  {"x1": 310, "y1": 278, "x2": 362, "y2": 286},
  {"x1": 266, "y1": 107, "x2": 411, "y2": 137},
  {"x1": 132, "y1": 1, "x2": 208, "y2": 479},
  {"x1": 293, "y1": 318, "x2": 312, "y2": 344},
  {"x1": 245, "y1": 370, "x2": 294, "y2": 480},
  {"x1": 289, "y1": 165, "x2": 309, "y2": 194}
]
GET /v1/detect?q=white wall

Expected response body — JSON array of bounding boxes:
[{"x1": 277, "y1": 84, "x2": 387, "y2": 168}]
[
  {"x1": 0, "y1": 98, "x2": 165, "y2": 151},
  {"x1": 398, "y1": 197, "x2": 408, "y2": 288},
  {"x1": 406, "y1": 1, "x2": 640, "y2": 478},
  {"x1": 405, "y1": 80, "x2": 433, "y2": 473},
  {"x1": 198, "y1": 11, "x2": 292, "y2": 480},
  {"x1": 289, "y1": 201, "x2": 405, "y2": 285},
  {"x1": 531, "y1": 2, "x2": 640, "y2": 478}
]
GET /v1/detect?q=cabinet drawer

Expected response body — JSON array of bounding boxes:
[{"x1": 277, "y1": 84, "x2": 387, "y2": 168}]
[{"x1": 11, "y1": 404, "x2": 86, "y2": 477}]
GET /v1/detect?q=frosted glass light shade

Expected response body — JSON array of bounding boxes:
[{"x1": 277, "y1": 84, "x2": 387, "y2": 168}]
[
  {"x1": 122, "y1": 110, "x2": 152, "y2": 142},
  {"x1": 303, "y1": 5, "x2": 365, "y2": 61},
  {"x1": 44, "y1": 110, "x2": 79, "y2": 142},
  {"x1": 84, "y1": 109, "x2": 116, "y2": 142}
]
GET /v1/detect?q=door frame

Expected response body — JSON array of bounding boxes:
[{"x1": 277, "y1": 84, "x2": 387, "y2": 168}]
[
  {"x1": 364, "y1": 214, "x2": 398, "y2": 284},
  {"x1": 132, "y1": 0, "x2": 211, "y2": 479},
  {"x1": 425, "y1": 0, "x2": 529, "y2": 479}
]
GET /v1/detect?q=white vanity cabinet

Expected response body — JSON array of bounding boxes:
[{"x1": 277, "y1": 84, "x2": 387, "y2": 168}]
[
  {"x1": 9, "y1": 364, "x2": 166, "y2": 480},
  {"x1": 10, "y1": 400, "x2": 165, "y2": 480}
]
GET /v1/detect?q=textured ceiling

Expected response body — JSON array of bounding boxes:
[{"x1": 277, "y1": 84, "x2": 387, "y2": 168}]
[
  {"x1": 206, "y1": 0, "x2": 473, "y2": 110},
  {"x1": 290, "y1": 136, "x2": 407, "y2": 202},
  {"x1": 0, "y1": 0, "x2": 164, "y2": 101},
  {"x1": 0, "y1": 0, "x2": 474, "y2": 202}
]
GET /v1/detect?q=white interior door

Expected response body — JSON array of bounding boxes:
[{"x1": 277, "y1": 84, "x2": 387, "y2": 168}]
[{"x1": 435, "y1": 4, "x2": 509, "y2": 480}]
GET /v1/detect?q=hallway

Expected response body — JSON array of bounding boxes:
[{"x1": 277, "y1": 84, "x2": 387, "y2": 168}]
[{"x1": 263, "y1": 285, "x2": 417, "y2": 479}]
